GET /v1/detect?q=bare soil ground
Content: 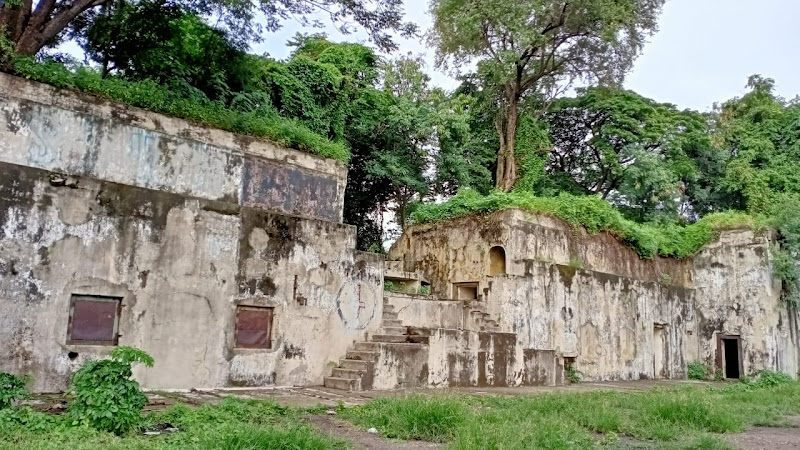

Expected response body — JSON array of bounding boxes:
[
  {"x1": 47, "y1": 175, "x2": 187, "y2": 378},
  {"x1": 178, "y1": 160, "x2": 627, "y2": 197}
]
[
  {"x1": 307, "y1": 414, "x2": 444, "y2": 450},
  {"x1": 726, "y1": 416, "x2": 800, "y2": 450}
]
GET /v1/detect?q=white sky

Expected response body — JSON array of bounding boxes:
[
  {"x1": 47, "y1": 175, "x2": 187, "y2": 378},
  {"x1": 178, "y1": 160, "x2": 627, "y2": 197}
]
[{"x1": 253, "y1": 0, "x2": 800, "y2": 112}]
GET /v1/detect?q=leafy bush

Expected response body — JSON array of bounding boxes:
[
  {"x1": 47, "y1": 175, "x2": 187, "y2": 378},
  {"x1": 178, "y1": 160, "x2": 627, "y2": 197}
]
[
  {"x1": 741, "y1": 370, "x2": 794, "y2": 389},
  {"x1": 67, "y1": 346, "x2": 154, "y2": 434},
  {"x1": 687, "y1": 361, "x2": 711, "y2": 380},
  {"x1": 5, "y1": 57, "x2": 350, "y2": 162},
  {"x1": 410, "y1": 190, "x2": 759, "y2": 259},
  {"x1": 0, "y1": 373, "x2": 29, "y2": 409}
]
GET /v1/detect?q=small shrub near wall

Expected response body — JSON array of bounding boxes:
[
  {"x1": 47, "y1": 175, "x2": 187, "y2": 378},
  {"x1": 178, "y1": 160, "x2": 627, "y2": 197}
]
[
  {"x1": 687, "y1": 361, "x2": 711, "y2": 380},
  {"x1": 68, "y1": 346, "x2": 154, "y2": 434}
]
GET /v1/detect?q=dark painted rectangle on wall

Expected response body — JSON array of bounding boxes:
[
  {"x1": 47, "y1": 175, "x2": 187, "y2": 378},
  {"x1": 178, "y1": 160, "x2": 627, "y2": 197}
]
[{"x1": 241, "y1": 156, "x2": 340, "y2": 222}]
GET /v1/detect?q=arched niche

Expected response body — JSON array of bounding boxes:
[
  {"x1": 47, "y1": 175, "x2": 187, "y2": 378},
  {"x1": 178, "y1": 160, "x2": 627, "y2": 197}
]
[{"x1": 489, "y1": 246, "x2": 506, "y2": 275}]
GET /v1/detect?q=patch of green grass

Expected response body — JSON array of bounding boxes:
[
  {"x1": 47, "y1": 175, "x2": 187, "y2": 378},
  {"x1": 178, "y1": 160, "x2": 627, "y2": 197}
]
[
  {"x1": 5, "y1": 57, "x2": 350, "y2": 162},
  {"x1": 409, "y1": 190, "x2": 762, "y2": 259},
  {"x1": 339, "y1": 395, "x2": 467, "y2": 442},
  {"x1": 0, "y1": 397, "x2": 346, "y2": 450},
  {"x1": 340, "y1": 380, "x2": 800, "y2": 449}
]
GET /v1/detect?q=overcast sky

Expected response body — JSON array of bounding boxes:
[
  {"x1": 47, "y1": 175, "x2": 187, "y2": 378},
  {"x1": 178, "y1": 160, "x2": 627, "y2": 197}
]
[{"x1": 253, "y1": 0, "x2": 800, "y2": 112}]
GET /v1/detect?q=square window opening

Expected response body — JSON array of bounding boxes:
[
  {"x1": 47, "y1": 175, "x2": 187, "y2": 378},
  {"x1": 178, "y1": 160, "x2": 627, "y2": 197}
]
[
  {"x1": 453, "y1": 282, "x2": 479, "y2": 300},
  {"x1": 235, "y1": 306, "x2": 274, "y2": 349},
  {"x1": 67, "y1": 294, "x2": 122, "y2": 345}
]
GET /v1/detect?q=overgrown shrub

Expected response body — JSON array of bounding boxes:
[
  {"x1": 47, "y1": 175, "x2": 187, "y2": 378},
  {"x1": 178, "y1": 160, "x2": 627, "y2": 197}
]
[
  {"x1": 0, "y1": 373, "x2": 29, "y2": 409},
  {"x1": 687, "y1": 361, "x2": 711, "y2": 380},
  {"x1": 68, "y1": 346, "x2": 154, "y2": 434}
]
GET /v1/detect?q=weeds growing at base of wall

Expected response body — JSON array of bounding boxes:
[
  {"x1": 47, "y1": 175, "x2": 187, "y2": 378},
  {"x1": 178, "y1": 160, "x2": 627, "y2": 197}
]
[
  {"x1": 1, "y1": 54, "x2": 350, "y2": 163},
  {"x1": 565, "y1": 365, "x2": 582, "y2": 384},
  {"x1": 341, "y1": 375, "x2": 800, "y2": 449},
  {"x1": 0, "y1": 373, "x2": 29, "y2": 409},
  {"x1": 410, "y1": 190, "x2": 762, "y2": 260},
  {"x1": 687, "y1": 361, "x2": 712, "y2": 380}
]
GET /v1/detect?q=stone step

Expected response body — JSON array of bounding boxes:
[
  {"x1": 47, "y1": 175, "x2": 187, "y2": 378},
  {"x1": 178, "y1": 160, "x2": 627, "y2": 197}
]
[
  {"x1": 345, "y1": 350, "x2": 379, "y2": 361},
  {"x1": 383, "y1": 304, "x2": 396, "y2": 313},
  {"x1": 339, "y1": 359, "x2": 371, "y2": 370},
  {"x1": 406, "y1": 326, "x2": 432, "y2": 336},
  {"x1": 382, "y1": 326, "x2": 407, "y2": 335},
  {"x1": 407, "y1": 335, "x2": 430, "y2": 344},
  {"x1": 371, "y1": 334, "x2": 409, "y2": 343},
  {"x1": 382, "y1": 319, "x2": 403, "y2": 327},
  {"x1": 354, "y1": 342, "x2": 380, "y2": 351},
  {"x1": 324, "y1": 376, "x2": 359, "y2": 391},
  {"x1": 382, "y1": 311, "x2": 399, "y2": 320},
  {"x1": 331, "y1": 368, "x2": 363, "y2": 379},
  {"x1": 371, "y1": 334, "x2": 430, "y2": 344}
]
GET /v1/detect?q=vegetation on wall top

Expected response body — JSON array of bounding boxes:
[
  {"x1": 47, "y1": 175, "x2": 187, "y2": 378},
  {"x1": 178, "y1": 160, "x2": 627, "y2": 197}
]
[
  {"x1": 409, "y1": 189, "x2": 760, "y2": 259},
  {"x1": 4, "y1": 56, "x2": 352, "y2": 162}
]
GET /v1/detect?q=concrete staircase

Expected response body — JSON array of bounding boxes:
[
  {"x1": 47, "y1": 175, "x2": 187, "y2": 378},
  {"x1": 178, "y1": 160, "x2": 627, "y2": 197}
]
[
  {"x1": 466, "y1": 300, "x2": 501, "y2": 332},
  {"x1": 323, "y1": 298, "x2": 429, "y2": 391}
]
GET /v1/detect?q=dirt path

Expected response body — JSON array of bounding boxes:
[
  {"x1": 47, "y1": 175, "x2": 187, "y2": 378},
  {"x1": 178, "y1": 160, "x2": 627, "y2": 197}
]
[
  {"x1": 727, "y1": 416, "x2": 800, "y2": 450},
  {"x1": 307, "y1": 414, "x2": 444, "y2": 450}
]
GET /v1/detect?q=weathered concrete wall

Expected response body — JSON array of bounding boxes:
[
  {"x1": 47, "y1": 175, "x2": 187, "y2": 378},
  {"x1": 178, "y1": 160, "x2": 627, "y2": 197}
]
[
  {"x1": 389, "y1": 209, "x2": 692, "y2": 298},
  {"x1": 0, "y1": 73, "x2": 346, "y2": 222},
  {"x1": 385, "y1": 293, "x2": 465, "y2": 329},
  {"x1": 0, "y1": 162, "x2": 381, "y2": 392},
  {"x1": 691, "y1": 229, "x2": 797, "y2": 377},
  {"x1": 388, "y1": 209, "x2": 799, "y2": 382}
]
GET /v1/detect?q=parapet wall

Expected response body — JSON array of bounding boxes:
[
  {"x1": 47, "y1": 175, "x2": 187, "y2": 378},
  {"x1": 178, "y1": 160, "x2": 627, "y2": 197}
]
[{"x1": 0, "y1": 72, "x2": 346, "y2": 222}]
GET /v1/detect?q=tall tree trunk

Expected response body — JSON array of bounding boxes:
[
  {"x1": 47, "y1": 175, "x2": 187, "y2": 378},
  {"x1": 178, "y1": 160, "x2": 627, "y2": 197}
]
[{"x1": 495, "y1": 91, "x2": 519, "y2": 192}]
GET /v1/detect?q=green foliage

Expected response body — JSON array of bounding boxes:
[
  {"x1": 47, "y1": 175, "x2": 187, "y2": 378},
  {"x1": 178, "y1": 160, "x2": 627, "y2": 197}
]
[
  {"x1": 0, "y1": 373, "x2": 28, "y2": 409},
  {"x1": 565, "y1": 365, "x2": 582, "y2": 384},
  {"x1": 67, "y1": 346, "x2": 153, "y2": 434},
  {"x1": 429, "y1": 0, "x2": 666, "y2": 190},
  {"x1": 7, "y1": 56, "x2": 350, "y2": 162},
  {"x1": 687, "y1": 361, "x2": 711, "y2": 380},
  {"x1": 717, "y1": 370, "x2": 796, "y2": 392},
  {"x1": 410, "y1": 189, "x2": 759, "y2": 259},
  {"x1": 545, "y1": 87, "x2": 714, "y2": 222}
]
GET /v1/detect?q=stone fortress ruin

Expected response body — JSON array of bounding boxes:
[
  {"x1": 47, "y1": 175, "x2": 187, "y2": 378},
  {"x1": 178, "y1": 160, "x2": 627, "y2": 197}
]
[{"x1": 1, "y1": 72, "x2": 798, "y2": 393}]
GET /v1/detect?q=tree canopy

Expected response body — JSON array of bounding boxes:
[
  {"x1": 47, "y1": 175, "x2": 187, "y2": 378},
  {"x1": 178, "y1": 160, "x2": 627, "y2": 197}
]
[{"x1": 429, "y1": 0, "x2": 666, "y2": 191}]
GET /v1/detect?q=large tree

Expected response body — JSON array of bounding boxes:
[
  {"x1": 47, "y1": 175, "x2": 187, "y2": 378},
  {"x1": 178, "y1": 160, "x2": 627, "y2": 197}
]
[
  {"x1": 0, "y1": 0, "x2": 415, "y2": 56},
  {"x1": 545, "y1": 87, "x2": 712, "y2": 221},
  {"x1": 429, "y1": 0, "x2": 665, "y2": 191}
]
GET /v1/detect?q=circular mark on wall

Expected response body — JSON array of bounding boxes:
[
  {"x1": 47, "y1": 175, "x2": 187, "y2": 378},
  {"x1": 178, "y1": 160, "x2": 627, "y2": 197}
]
[{"x1": 336, "y1": 282, "x2": 378, "y2": 331}]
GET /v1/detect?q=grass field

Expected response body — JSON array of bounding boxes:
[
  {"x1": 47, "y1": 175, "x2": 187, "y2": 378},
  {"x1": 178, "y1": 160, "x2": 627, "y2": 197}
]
[
  {"x1": 340, "y1": 375, "x2": 800, "y2": 449},
  {"x1": 2, "y1": 375, "x2": 799, "y2": 449}
]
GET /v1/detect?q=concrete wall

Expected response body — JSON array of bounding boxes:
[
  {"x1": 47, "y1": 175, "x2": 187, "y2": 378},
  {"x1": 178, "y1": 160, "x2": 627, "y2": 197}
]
[
  {"x1": 388, "y1": 209, "x2": 799, "y2": 382},
  {"x1": 0, "y1": 73, "x2": 384, "y2": 392},
  {"x1": 0, "y1": 73, "x2": 346, "y2": 222},
  {"x1": 0, "y1": 162, "x2": 382, "y2": 392}
]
